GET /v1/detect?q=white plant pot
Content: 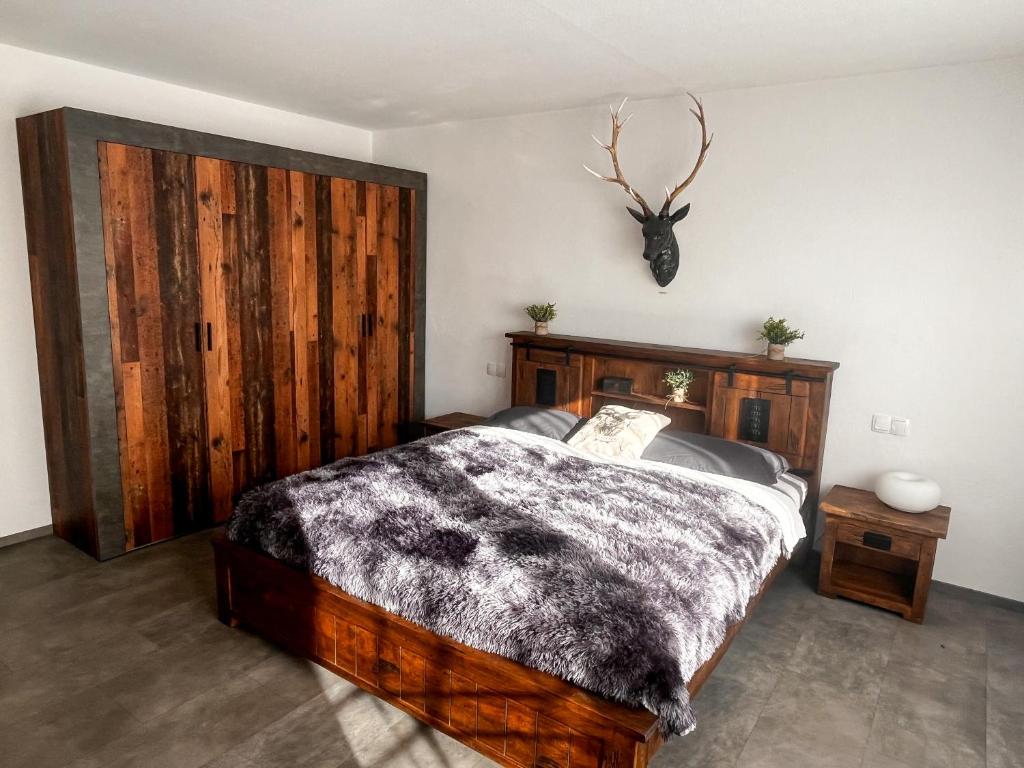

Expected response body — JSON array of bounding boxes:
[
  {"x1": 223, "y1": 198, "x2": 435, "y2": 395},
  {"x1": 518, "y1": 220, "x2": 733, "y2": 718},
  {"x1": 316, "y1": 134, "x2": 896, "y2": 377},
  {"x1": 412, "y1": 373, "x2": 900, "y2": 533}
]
[
  {"x1": 874, "y1": 471, "x2": 942, "y2": 513},
  {"x1": 670, "y1": 389, "x2": 688, "y2": 403},
  {"x1": 767, "y1": 343, "x2": 785, "y2": 361},
  {"x1": 534, "y1": 321, "x2": 549, "y2": 335}
]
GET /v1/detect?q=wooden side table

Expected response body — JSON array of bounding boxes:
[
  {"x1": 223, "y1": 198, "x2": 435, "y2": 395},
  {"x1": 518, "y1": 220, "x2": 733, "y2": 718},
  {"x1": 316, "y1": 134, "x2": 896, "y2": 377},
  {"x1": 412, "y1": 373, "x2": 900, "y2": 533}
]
[
  {"x1": 416, "y1": 411, "x2": 487, "y2": 439},
  {"x1": 818, "y1": 485, "x2": 950, "y2": 623}
]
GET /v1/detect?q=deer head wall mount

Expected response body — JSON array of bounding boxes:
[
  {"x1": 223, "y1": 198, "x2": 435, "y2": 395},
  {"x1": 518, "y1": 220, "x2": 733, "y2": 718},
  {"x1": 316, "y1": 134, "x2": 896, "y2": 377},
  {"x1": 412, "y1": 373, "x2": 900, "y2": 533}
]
[{"x1": 584, "y1": 94, "x2": 712, "y2": 287}]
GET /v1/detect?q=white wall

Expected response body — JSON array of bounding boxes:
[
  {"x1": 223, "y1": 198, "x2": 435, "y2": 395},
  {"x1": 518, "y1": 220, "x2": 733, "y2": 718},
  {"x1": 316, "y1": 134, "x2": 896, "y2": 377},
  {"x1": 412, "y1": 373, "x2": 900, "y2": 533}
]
[
  {"x1": 374, "y1": 57, "x2": 1024, "y2": 601},
  {"x1": 0, "y1": 43, "x2": 371, "y2": 540}
]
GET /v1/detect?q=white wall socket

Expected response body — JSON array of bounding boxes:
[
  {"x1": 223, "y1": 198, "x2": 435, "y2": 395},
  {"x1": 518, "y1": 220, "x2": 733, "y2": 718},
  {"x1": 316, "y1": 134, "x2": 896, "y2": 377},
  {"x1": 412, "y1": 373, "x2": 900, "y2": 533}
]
[
  {"x1": 872, "y1": 413, "x2": 910, "y2": 436},
  {"x1": 485, "y1": 362, "x2": 507, "y2": 378}
]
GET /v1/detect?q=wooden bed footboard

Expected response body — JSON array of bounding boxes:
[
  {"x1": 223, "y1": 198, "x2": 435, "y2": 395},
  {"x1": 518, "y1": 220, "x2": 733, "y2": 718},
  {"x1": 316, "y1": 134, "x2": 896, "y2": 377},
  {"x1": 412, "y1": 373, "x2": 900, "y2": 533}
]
[{"x1": 213, "y1": 531, "x2": 786, "y2": 768}]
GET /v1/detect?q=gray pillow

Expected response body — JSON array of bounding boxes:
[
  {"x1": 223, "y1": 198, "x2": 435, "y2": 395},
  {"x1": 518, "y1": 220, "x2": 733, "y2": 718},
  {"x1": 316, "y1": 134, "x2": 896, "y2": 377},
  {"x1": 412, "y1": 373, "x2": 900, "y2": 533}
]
[
  {"x1": 485, "y1": 406, "x2": 581, "y2": 441},
  {"x1": 640, "y1": 429, "x2": 789, "y2": 486}
]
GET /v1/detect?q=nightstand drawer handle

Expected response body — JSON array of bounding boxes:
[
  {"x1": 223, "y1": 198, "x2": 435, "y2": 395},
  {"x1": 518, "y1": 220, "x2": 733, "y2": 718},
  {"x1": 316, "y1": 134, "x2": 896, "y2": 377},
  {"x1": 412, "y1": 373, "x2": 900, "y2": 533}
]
[{"x1": 862, "y1": 531, "x2": 892, "y2": 551}]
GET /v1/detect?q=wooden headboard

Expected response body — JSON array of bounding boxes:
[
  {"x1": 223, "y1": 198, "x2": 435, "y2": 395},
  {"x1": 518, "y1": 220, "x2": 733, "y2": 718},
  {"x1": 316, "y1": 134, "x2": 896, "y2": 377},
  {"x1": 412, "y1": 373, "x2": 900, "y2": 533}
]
[{"x1": 506, "y1": 331, "x2": 840, "y2": 559}]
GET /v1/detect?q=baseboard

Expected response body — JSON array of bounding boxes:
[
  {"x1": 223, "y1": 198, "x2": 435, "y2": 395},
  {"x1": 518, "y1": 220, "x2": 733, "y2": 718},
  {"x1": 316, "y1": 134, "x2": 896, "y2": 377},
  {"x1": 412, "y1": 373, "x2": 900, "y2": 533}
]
[
  {"x1": 931, "y1": 580, "x2": 1024, "y2": 614},
  {"x1": 0, "y1": 524, "x2": 53, "y2": 549}
]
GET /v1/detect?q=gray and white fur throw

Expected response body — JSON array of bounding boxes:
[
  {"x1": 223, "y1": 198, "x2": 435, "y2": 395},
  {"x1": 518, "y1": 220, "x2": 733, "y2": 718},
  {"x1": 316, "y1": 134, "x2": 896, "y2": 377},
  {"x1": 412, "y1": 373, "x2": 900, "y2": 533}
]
[{"x1": 227, "y1": 426, "x2": 788, "y2": 735}]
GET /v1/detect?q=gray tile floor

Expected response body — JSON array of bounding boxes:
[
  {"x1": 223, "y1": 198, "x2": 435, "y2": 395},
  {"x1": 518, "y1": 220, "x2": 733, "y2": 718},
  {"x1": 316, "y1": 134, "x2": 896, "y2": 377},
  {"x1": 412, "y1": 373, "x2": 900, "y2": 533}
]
[{"x1": 1, "y1": 530, "x2": 1020, "y2": 768}]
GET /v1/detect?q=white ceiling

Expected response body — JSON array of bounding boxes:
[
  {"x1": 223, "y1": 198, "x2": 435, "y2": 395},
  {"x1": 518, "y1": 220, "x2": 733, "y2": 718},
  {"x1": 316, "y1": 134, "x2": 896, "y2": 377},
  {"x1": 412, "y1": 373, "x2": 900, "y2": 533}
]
[{"x1": 1, "y1": 0, "x2": 1022, "y2": 129}]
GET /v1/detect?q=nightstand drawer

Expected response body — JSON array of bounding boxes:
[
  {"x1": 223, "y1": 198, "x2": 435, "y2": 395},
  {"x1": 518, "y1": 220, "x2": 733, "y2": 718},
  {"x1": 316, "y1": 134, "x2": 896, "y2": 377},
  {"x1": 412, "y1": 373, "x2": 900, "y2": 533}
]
[{"x1": 835, "y1": 521, "x2": 921, "y2": 559}]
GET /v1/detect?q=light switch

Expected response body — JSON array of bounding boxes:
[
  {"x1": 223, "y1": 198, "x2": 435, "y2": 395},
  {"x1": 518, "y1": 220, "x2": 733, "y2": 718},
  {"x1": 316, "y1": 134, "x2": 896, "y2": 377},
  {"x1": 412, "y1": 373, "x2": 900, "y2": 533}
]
[
  {"x1": 891, "y1": 418, "x2": 910, "y2": 437},
  {"x1": 486, "y1": 362, "x2": 496, "y2": 376},
  {"x1": 871, "y1": 413, "x2": 893, "y2": 433},
  {"x1": 495, "y1": 363, "x2": 507, "y2": 378}
]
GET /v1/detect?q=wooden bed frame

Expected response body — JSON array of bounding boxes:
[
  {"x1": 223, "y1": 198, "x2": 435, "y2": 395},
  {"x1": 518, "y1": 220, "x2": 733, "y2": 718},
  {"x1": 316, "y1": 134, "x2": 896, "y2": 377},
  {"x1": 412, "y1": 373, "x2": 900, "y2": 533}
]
[
  {"x1": 214, "y1": 532, "x2": 786, "y2": 768},
  {"x1": 213, "y1": 333, "x2": 838, "y2": 767}
]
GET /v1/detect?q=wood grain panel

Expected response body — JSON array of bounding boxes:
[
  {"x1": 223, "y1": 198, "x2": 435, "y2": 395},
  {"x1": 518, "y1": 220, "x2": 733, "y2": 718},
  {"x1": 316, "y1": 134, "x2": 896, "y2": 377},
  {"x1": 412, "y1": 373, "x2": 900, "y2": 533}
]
[
  {"x1": 100, "y1": 142, "x2": 210, "y2": 547},
  {"x1": 268, "y1": 167, "x2": 297, "y2": 477},
  {"x1": 355, "y1": 182, "x2": 368, "y2": 454},
  {"x1": 314, "y1": 608, "x2": 336, "y2": 665},
  {"x1": 363, "y1": 183, "x2": 379, "y2": 451},
  {"x1": 536, "y1": 716, "x2": 572, "y2": 768},
  {"x1": 315, "y1": 176, "x2": 335, "y2": 465},
  {"x1": 375, "y1": 184, "x2": 401, "y2": 449},
  {"x1": 569, "y1": 733, "x2": 602, "y2": 768},
  {"x1": 302, "y1": 174, "x2": 321, "y2": 467},
  {"x1": 289, "y1": 171, "x2": 311, "y2": 471},
  {"x1": 506, "y1": 699, "x2": 538, "y2": 766},
  {"x1": 354, "y1": 625, "x2": 379, "y2": 686},
  {"x1": 397, "y1": 187, "x2": 414, "y2": 433},
  {"x1": 451, "y1": 672, "x2": 478, "y2": 738},
  {"x1": 424, "y1": 662, "x2": 452, "y2": 724},
  {"x1": 195, "y1": 155, "x2": 234, "y2": 523},
  {"x1": 98, "y1": 142, "x2": 149, "y2": 548},
  {"x1": 126, "y1": 146, "x2": 174, "y2": 543},
  {"x1": 379, "y1": 638, "x2": 402, "y2": 697},
  {"x1": 336, "y1": 618, "x2": 356, "y2": 674},
  {"x1": 401, "y1": 648, "x2": 426, "y2": 711},
  {"x1": 331, "y1": 177, "x2": 360, "y2": 458},
  {"x1": 235, "y1": 163, "x2": 276, "y2": 487},
  {"x1": 151, "y1": 150, "x2": 209, "y2": 530},
  {"x1": 477, "y1": 686, "x2": 507, "y2": 755}
]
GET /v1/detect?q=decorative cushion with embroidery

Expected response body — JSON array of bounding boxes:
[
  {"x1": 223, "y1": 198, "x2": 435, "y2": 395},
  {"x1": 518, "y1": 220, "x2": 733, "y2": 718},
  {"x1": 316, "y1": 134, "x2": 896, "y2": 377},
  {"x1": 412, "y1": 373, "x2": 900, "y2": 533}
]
[{"x1": 566, "y1": 404, "x2": 671, "y2": 461}]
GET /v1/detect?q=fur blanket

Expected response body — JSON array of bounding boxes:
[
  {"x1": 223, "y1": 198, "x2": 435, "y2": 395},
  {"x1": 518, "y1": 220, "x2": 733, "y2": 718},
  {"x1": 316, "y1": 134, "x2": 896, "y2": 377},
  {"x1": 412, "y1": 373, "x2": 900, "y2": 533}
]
[{"x1": 227, "y1": 426, "x2": 787, "y2": 735}]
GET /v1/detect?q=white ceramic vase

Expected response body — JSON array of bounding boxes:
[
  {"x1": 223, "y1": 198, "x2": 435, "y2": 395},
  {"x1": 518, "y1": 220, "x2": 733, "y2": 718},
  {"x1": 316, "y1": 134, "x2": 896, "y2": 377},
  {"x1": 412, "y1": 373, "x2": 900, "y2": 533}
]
[{"x1": 874, "y1": 471, "x2": 942, "y2": 513}]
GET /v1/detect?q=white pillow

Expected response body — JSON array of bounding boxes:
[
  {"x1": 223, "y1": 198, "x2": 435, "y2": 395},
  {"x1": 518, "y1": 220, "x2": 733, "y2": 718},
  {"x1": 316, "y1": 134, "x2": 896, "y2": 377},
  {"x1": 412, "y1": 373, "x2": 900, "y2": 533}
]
[{"x1": 567, "y1": 405, "x2": 671, "y2": 461}]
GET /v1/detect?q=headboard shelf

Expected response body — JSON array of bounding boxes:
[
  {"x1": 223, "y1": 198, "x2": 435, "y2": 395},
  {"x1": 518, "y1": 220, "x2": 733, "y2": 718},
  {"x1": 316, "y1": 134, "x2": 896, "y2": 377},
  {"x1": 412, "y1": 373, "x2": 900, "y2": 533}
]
[
  {"x1": 506, "y1": 330, "x2": 840, "y2": 563},
  {"x1": 507, "y1": 331, "x2": 839, "y2": 381}
]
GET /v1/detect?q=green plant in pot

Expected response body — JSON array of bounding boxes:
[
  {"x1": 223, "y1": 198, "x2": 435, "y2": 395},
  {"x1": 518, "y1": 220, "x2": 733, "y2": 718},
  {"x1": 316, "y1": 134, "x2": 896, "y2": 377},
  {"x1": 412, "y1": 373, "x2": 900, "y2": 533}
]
[
  {"x1": 525, "y1": 303, "x2": 557, "y2": 335},
  {"x1": 664, "y1": 368, "x2": 695, "y2": 403},
  {"x1": 757, "y1": 317, "x2": 805, "y2": 361}
]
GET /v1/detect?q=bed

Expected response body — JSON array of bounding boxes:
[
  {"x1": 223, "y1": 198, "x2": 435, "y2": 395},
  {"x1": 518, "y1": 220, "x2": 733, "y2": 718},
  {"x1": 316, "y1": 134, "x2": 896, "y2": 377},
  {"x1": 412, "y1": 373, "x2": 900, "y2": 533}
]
[{"x1": 213, "y1": 333, "x2": 838, "y2": 768}]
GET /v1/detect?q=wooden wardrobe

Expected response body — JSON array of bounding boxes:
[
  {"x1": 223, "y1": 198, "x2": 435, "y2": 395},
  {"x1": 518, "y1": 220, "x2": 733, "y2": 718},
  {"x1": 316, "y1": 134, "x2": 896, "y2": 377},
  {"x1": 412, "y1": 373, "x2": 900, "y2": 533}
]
[{"x1": 17, "y1": 109, "x2": 426, "y2": 559}]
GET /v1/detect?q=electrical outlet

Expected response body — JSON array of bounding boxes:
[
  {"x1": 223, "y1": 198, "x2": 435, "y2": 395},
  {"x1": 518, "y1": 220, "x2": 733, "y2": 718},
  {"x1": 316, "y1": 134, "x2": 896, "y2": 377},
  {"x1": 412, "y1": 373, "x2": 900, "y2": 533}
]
[
  {"x1": 871, "y1": 413, "x2": 892, "y2": 433},
  {"x1": 891, "y1": 418, "x2": 910, "y2": 437}
]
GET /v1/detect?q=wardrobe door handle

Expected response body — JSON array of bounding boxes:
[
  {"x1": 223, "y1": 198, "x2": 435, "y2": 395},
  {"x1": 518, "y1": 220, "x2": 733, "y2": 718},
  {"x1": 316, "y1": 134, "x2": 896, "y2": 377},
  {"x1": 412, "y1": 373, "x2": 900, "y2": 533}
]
[
  {"x1": 206, "y1": 322, "x2": 212, "y2": 351},
  {"x1": 194, "y1": 323, "x2": 201, "y2": 352},
  {"x1": 368, "y1": 313, "x2": 374, "y2": 337}
]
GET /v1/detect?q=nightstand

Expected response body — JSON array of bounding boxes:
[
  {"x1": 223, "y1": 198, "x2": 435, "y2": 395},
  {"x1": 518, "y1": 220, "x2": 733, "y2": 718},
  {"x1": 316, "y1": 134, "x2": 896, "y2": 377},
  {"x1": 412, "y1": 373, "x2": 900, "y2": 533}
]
[
  {"x1": 818, "y1": 485, "x2": 950, "y2": 623},
  {"x1": 416, "y1": 411, "x2": 487, "y2": 438}
]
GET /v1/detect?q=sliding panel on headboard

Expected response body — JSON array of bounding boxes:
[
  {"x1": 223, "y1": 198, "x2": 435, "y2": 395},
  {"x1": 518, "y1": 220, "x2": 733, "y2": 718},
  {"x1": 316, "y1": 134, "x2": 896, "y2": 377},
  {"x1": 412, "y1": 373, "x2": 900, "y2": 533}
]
[
  {"x1": 708, "y1": 372, "x2": 812, "y2": 471},
  {"x1": 511, "y1": 347, "x2": 585, "y2": 415}
]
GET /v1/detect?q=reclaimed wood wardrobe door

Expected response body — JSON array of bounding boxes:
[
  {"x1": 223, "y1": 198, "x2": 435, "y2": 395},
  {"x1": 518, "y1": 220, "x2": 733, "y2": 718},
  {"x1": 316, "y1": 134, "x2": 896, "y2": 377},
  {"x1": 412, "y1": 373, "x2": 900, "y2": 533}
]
[
  {"x1": 98, "y1": 142, "x2": 210, "y2": 549},
  {"x1": 362, "y1": 183, "x2": 415, "y2": 451},
  {"x1": 197, "y1": 159, "x2": 338, "y2": 519}
]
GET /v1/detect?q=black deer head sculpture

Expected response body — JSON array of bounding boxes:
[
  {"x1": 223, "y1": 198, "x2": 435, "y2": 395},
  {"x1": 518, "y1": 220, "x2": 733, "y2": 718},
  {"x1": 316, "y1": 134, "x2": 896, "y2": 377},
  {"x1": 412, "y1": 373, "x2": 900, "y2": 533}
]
[{"x1": 585, "y1": 94, "x2": 713, "y2": 287}]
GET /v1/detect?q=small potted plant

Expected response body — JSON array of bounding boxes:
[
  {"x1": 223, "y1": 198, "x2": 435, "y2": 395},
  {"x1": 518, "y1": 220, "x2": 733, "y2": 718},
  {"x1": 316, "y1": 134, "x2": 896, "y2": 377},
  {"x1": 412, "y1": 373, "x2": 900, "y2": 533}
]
[
  {"x1": 663, "y1": 368, "x2": 694, "y2": 403},
  {"x1": 757, "y1": 317, "x2": 805, "y2": 361},
  {"x1": 525, "y1": 303, "x2": 557, "y2": 335}
]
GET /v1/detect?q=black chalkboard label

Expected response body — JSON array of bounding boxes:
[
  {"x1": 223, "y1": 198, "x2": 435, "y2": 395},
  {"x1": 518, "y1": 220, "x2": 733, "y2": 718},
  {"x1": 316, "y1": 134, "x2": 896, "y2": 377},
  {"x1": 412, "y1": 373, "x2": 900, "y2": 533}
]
[
  {"x1": 536, "y1": 369, "x2": 557, "y2": 406},
  {"x1": 739, "y1": 398, "x2": 771, "y2": 443}
]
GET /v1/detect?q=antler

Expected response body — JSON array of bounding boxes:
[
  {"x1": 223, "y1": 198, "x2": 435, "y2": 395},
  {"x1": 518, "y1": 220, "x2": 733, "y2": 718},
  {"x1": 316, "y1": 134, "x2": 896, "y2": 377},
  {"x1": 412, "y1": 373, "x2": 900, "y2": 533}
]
[
  {"x1": 583, "y1": 98, "x2": 654, "y2": 217},
  {"x1": 660, "y1": 92, "x2": 713, "y2": 216}
]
